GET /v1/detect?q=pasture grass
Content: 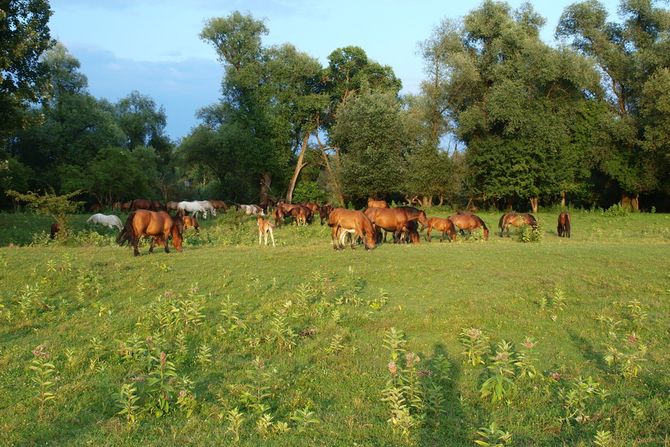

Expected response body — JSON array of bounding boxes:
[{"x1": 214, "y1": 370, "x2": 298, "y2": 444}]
[{"x1": 0, "y1": 209, "x2": 669, "y2": 446}]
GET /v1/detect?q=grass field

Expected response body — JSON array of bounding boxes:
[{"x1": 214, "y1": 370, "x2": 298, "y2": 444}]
[{"x1": 0, "y1": 209, "x2": 669, "y2": 446}]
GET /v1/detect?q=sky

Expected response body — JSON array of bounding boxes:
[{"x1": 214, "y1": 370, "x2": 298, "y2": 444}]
[{"x1": 48, "y1": 0, "x2": 621, "y2": 141}]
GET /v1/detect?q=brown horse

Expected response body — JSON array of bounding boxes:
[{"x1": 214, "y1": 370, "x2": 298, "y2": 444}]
[
  {"x1": 274, "y1": 202, "x2": 298, "y2": 226},
  {"x1": 498, "y1": 212, "x2": 537, "y2": 237},
  {"x1": 130, "y1": 199, "x2": 153, "y2": 211},
  {"x1": 121, "y1": 201, "x2": 132, "y2": 212},
  {"x1": 166, "y1": 201, "x2": 179, "y2": 211},
  {"x1": 49, "y1": 223, "x2": 60, "y2": 240},
  {"x1": 209, "y1": 200, "x2": 228, "y2": 211},
  {"x1": 328, "y1": 208, "x2": 376, "y2": 250},
  {"x1": 117, "y1": 210, "x2": 183, "y2": 256},
  {"x1": 448, "y1": 212, "x2": 489, "y2": 240},
  {"x1": 557, "y1": 212, "x2": 571, "y2": 238},
  {"x1": 290, "y1": 205, "x2": 312, "y2": 226},
  {"x1": 183, "y1": 215, "x2": 199, "y2": 232},
  {"x1": 365, "y1": 207, "x2": 425, "y2": 243},
  {"x1": 367, "y1": 198, "x2": 388, "y2": 208},
  {"x1": 425, "y1": 217, "x2": 457, "y2": 242}
]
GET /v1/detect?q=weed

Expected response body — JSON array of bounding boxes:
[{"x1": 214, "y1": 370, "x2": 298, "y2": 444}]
[
  {"x1": 474, "y1": 422, "x2": 512, "y2": 446},
  {"x1": 225, "y1": 407, "x2": 245, "y2": 442},
  {"x1": 146, "y1": 352, "x2": 177, "y2": 417},
  {"x1": 459, "y1": 327, "x2": 490, "y2": 366},
  {"x1": 116, "y1": 383, "x2": 140, "y2": 427},
  {"x1": 559, "y1": 376, "x2": 608, "y2": 425},
  {"x1": 30, "y1": 345, "x2": 57, "y2": 419},
  {"x1": 480, "y1": 340, "x2": 517, "y2": 404},
  {"x1": 594, "y1": 430, "x2": 614, "y2": 447},
  {"x1": 256, "y1": 413, "x2": 274, "y2": 438},
  {"x1": 289, "y1": 406, "x2": 319, "y2": 432}
]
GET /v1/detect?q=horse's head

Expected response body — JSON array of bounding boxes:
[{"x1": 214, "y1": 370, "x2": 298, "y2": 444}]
[
  {"x1": 528, "y1": 214, "x2": 538, "y2": 229},
  {"x1": 417, "y1": 210, "x2": 428, "y2": 229}
]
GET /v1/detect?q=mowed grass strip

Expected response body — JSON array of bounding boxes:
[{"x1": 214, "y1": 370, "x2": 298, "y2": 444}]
[{"x1": 0, "y1": 210, "x2": 668, "y2": 446}]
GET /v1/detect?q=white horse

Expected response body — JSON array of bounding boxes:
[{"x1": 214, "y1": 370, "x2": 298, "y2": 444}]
[
  {"x1": 238, "y1": 204, "x2": 263, "y2": 216},
  {"x1": 86, "y1": 213, "x2": 123, "y2": 231},
  {"x1": 177, "y1": 200, "x2": 217, "y2": 219}
]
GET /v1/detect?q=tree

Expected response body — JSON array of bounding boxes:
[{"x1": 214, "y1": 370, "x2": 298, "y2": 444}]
[
  {"x1": 116, "y1": 90, "x2": 172, "y2": 161},
  {"x1": 331, "y1": 88, "x2": 407, "y2": 201},
  {"x1": 424, "y1": 1, "x2": 602, "y2": 211},
  {"x1": 557, "y1": 0, "x2": 670, "y2": 209},
  {"x1": 0, "y1": 0, "x2": 53, "y2": 141},
  {"x1": 5, "y1": 188, "x2": 82, "y2": 236}
]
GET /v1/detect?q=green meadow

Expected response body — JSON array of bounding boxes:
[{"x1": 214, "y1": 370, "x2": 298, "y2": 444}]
[{"x1": 0, "y1": 210, "x2": 669, "y2": 446}]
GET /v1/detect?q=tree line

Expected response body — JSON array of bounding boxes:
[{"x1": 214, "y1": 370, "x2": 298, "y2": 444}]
[{"x1": 1, "y1": 0, "x2": 669, "y2": 212}]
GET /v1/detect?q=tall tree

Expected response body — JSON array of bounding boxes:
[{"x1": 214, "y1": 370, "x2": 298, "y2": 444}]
[
  {"x1": 424, "y1": 1, "x2": 601, "y2": 211},
  {"x1": 116, "y1": 90, "x2": 171, "y2": 160},
  {"x1": 0, "y1": 0, "x2": 53, "y2": 141},
  {"x1": 557, "y1": 0, "x2": 670, "y2": 209}
]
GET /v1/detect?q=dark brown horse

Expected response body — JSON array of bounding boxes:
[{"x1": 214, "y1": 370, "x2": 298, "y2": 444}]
[
  {"x1": 290, "y1": 205, "x2": 312, "y2": 226},
  {"x1": 209, "y1": 200, "x2": 228, "y2": 211},
  {"x1": 117, "y1": 210, "x2": 183, "y2": 256},
  {"x1": 557, "y1": 212, "x2": 571, "y2": 238},
  {"x1": 365, "y1": 207, "x2": 424, "y2": 243},
  {"x1": 328, "y1": 208, "x2": 376, "y2": 250},
  {"x1": 49, "y1": 223, "x2": 60, "y2": 240},
  {"x1": 425, "y1": 217, "x2": 457, "y2": 242},
  {"x1": 448, "y1": 212, "x2": 489, "y2": 240},
  {"x1": 121, "y1": 201, "x2": 132, "y2": 212},
  {"x1": 318, "y1": 204, "x2": 333, "y2": 225},
  {"x1": 498, "y1": 212, "x2": 537, "y2": 237}
]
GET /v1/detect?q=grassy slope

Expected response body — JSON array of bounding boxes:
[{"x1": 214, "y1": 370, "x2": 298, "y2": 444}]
[{"x1": 0, "y1": 210, "x2": 669, "y2": 446}]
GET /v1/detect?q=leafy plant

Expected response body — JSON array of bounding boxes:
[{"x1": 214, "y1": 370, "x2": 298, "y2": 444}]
[
  {"x1": 225, "y1": 407, "x2": 245, "y2": 442},
  {"x1": 459, "y1": 327, "x2": 490, "y2": 366},
  {"x1": 30, "y1": 345, "x2": 57, "y2": 419},
  {"x1": 474, "y1": 422, "x2": 512, "y2": 446},
  {"x1": 559, "y1": 376, "x2": 608, "y2": 425},
  {"x1": 480, "y1": 340, "x2": 517, "y2": 404},
  {"x1": 146, "y1": 352, "x2": 177, "y2": 417},
  {"x1": 289, "y1": 406, "x2": 319, "y2": 432},
  {"x1": 116, "y1": 383, "x2": 141, "y2": 427}
]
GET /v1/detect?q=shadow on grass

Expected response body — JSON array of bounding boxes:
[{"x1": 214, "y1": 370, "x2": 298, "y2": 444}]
[
  {"x1": 567, "y1": 330, "x2": 609, "y2": 372},
  {"x1": 418, "y1": 342, "x2": 468, "y2": 446}
]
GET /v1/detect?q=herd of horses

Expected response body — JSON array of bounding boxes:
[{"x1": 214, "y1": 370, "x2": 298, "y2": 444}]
[{"x1": 75, "y1": 197, "x2": 571, "y2": 256}]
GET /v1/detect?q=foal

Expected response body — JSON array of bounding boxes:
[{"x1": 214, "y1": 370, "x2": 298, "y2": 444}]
[{"x1": 257, "y1": 215, "x2": 276, "y2": 247}]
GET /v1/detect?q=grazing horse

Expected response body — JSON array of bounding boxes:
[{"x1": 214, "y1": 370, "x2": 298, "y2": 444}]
[
  {"x1": 130, "y1": 198, "x2": 154, "y2": 211},
  {"x1": 318, "y1": 204, "x2": 333, "y2": 225},
  {"x1": 365, "y1": 207, "x2": 424, "y2": 243},
  {"x1": 425, "y1": 217, "x2": 457, "y2": 242},
  {"x1": 448, "y1": 212, "x2": 489, "y2": 240},
  {"x1": 86, "y1": 213, "x2": 123, "y2": 231},
  {"x1": 290, "y1": 205, "x2": 312, "y2": 226},
  {"x1": 238, "y1": 204, "x2": 263, "y2": 216},
  {"x1": 117, "y1": 210, "x2": 183, "y2": 256},
  {"x1": 557, "y1": 212, "x2": 571, "y2": 238},
  {"x1": 177, "y1": 200, "x2": 216, "y2": 219},
  {"x1": 257, "y1": 215, "x2": 276, "y2": 247},
  {"x1": 328, "y1": 208, "x2": 376, "y2": 250},
  {"x1": 209, "y1": 200, "x2": 228, "y2": 211},
  {"x1": 121, "y1": 201, "x2": 132, "y2": 212},
  {"x1": 166, "y1": 201, "x2": 179, "y2": 211},
  {"x1": 498, "y1": 212, "x2": 538, "y2": 237},
  {"x1": 182, "y1": 215, "x2": 199, "y2": 232},
  {"x1": 111, "y1": 201, "x2": 122, "y2": 211},
  {"x1": 50, "y1": 223, "x2": 60, "y2": 240},
  {"x1": 367, "y1": 198, "x2": 388, "y2": 208}
]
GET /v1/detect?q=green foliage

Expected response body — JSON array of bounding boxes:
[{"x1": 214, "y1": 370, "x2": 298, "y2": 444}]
[
  {"x1": 474, "y1": 422, "x2": 512, "y2": 446},
  {"x1": 518, "y1": 222, "x2": 543, "y2": 243},
  {"x1": 5, "y1": 189, "x2": 83, "y2": 235},
  {"x1": 115, "y1": 383, "x2": 140, "y2": 426},
  {"x1": 292, "y1": 180, "x2": 326, "y2": 203},
  {"x1": 29, "y1": 345, "x2": 57, "y2": 419},
  {"x1": 480, "y1": 340, "x2": 517, "y2": 404},
  {"x1": 459, "y1": 327, "x2": 490, "y2": 366}
]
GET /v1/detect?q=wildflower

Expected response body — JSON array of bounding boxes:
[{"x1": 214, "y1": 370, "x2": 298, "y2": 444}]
[
  {"x1": 522, "y1": 337, "x2": 536, "y2": 349},
  {"x1": 388, "y1": 361, "x2": 398, "y2": 377},
  {"x1": 549, "y1": 371, "x2": 561, "y2": 381}
]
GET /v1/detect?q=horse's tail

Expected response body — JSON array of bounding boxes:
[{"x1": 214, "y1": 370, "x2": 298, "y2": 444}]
[
  {"x1": 498, "y1": 213, "x2": 506, "y2": 236},
  {"x1": 117, "y1": 212, "x2": 136, "y2": 246}
]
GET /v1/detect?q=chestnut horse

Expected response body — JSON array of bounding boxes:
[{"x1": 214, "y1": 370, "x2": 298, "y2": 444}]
[
  {"x1": 365, "y1": 207, "x2": 426, "y2": 243},
  {"x1": 498, "y1": 212, "x2": 537, "y2": 237},
  {"x1": 328, "y1": 208, "x2": 376, "y2": 250},
  {"x1": 117, "y1": 210, "x2": 183, "y2": 256},
  {"x1": 367, "y1": 198, "x2": 388, "y2": 208},
  {"x1": 557, "y1": 212, "x2": 571, "y2": 238},
  {"x1": 448, "y1": 212, "x2": 489, "y2": 240},
  {"x1": 182, "y1": 215, "x2": 199, "y2": 232},
  {"x1": 425, "y1": 217, "x2": 457, "y2": 242}
]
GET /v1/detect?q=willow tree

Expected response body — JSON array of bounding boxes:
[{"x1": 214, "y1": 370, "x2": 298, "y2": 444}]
[
  {"x1": 423, "y1": 1, "x2": 602, "y2": 211},
  {"x1": 557, "y1": 0, "x2": 670, "y2": 209}
]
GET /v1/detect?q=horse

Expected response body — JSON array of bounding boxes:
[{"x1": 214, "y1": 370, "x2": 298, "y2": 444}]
[
  {"x1": 557, "y1": 212, "x2": 571, "y2": 238},
  {"x1": 396, "y1": 206, "x2": 429, "y2": 229},
  {"x1": 177, "y1": 200, "x2": 216, "y2": 219},
  {"x1": 448, "y1": 212, "x2": 489, "y2": 240},
  {"x1": 111, "y1": 201, "x2": 122, "y2": 211},
  {"x1": 364, "y1": 207, "x2": 425, "y2": 243},
  {"x1": 328, "y1": 208, "x2": 376, "y2": 250},
  {"x1": 121, "y1": 201, "x2": 132, "y2": 212},
  {"x1": 290, "y1": 205, "x2": 312, "y2": 226},
  {"x1": 257, "y1": 215, "x2": 276, "y2": 247},
  {"x1": 367, "y1": 198, "x2": 388, "y2": 208},
  {"x1": 425, "y1": 217, "x2": 457, "y2": 242},
  {"x1": 117, "y1": 210, "x2": 183, "y2": 256},
  {"x1": 182, "y1": 215, "x2": 199, "y2": 232},
  {"x1": 238, "y1": 204, "x2": 263, "y2": 216},
  {"x1": 166, "y1": 201, "x2": 179, "y2": 211},
  {"x1": 318, "y1": 204, "x2": 333, "y2": 225},
  {"x1": 86, "y1": 213, "x2": 123, "y2": 231},
  {"x1": 209, "y1": 200, "x2": 228, "y2": 211},
  {"x1": 130, "y1": 198, "x2": 154, "y2": 211},
  {"x1": 49, "y1": 223, "x2": 60, "y2": 240},
  {"x1": 498, "y1": 212, "x2": 538, "y2": 237}
]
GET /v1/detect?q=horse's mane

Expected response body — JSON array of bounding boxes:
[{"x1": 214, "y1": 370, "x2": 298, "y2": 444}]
[
  {"x1": 117, "y1": 212, "x2": 136, "y2": 246},
  {"x1": 473, "y1": 214, "x2": 488, "y2": 230}
]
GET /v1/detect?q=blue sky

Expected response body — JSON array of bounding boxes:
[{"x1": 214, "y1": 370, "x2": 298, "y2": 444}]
[{"x1": 49, "y1": 0, "x2": 620, "y2": 141}]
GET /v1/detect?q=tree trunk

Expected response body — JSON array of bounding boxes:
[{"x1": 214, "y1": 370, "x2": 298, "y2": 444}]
[
  {"x1": 560, "y1": 191, "x2": 566, "y2": 208},
  {"x1": 315, "y1": 132, "x2": 344, "y2": 206},
  {"x1": 259, "y1": 172, "x2": 272, "y2": 208},
  {"x1": 529, "y1": 197, "x2": 539, "y2": 213},
  {"x1": 285, "y1": 131, "x2": 311, "y2": 204}
]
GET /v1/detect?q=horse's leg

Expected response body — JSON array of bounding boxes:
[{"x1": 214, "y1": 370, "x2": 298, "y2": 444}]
[
  {"x1": 259, "y1": 229, "x2": 262, "y2": 245},
  {"x1": 425, "y1": 226, "x2": 432, "y2": 242},
  {"x1": 133, "y1": 239, "x2": 140, "y2": 256},
  {"x1": 440, "y1": 230, "x2": 444, "y2": 242},
  {"x1": 149, "y1": 237, "x2": 155, "y2": 253},
  {"x1": 331, "y1": 225, "x2": 340, "y2": 250},
  {"x1": 270, "y1": 229, "x2": 275, "y2": 247}
]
